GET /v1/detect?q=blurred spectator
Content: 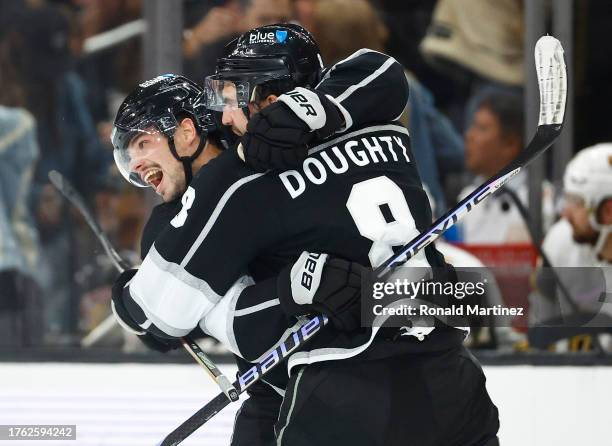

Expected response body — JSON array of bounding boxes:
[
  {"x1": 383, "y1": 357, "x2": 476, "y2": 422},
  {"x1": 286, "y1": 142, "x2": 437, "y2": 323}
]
[
  {"x1": 183, "y1": 0, "x2": 243, "y2": 80},
  {"x1": 313, "y1": 0, "x2": 388, "y2": 64},
  {"x1": 420, "y1": 0, "x2": 523, "y2": 129},
  {"x1": 184, "y1": 0, "x2": 291, "y2": 80},
  {"x1": 291, "y1": 0, "x2": 318, "y2": 35},
  {"x1": 0, "y1": 32, "x2": 44, "y2": 347},
  {"x1": 242, "y1": 0, "x2": 291, "y2": 30},
  {"x1": 77, "y1": 0, "x2": 143, "y2": 125},
  {"x1": 457, "y1": 91, "x2": 553, "y2": 244},
  {"x1": 10, "y1": 1, "x2": 110, "y2": 196},
  {"x1": 371, "y1": 0, "x2": 452, "y2": 106},
  {"x1": 7, "y1": 0, "x2": 112, "y2": 342},
  {"x1": 312, "y1": 0, "x2": 463, "y2": 215}
]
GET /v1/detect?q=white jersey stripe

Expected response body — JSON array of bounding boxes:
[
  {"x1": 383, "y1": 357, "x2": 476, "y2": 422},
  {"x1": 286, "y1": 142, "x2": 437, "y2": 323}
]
[
  {"x1": 149, "y1": 245, "x2": 222, "y2": 303},
  {"x1": 199, "y1": 275, "x2": 255, "y2": 356},
  {"x1": 234, "y1": 298, "x2": 280, "y2": 317},
  {"x1": 180, "y1": 172, "x2": 266, "y2": 267},
  {"x1": 315, "y1": 48, "x2": 375, "y2": 87},
  {"x1": 287, "y1": 327, "x2": 380, "y2": 375},
  {"x1": 325, "y1": 94, "x2": 353, "y2": 132},
  {"x1": 307, "y1": 124, "x2": 409, "y2": 157},
  {"x1": 335, "y1": 57, "x2": 397, "y2": 103},
  {"x1": 129, "y1": 246, "x2": 220, "y2": 337}
]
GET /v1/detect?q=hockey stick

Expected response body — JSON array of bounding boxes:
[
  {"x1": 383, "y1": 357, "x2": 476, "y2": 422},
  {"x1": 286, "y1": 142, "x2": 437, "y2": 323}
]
[
  {"x1": 158, "y1": 35, "x2": 567, "y2": 446},
  {"x1": 48, "y1": 170, "x2": 239, "y2": 402},
  {"x1": 376, "y1": 36, "x2": 566, "y2": 277}
]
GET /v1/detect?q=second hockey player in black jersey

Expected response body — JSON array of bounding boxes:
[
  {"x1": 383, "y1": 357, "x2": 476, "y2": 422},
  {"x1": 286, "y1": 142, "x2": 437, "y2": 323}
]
[{"x1": 111, "y1": 24, "x2": 499, "y2": 446}]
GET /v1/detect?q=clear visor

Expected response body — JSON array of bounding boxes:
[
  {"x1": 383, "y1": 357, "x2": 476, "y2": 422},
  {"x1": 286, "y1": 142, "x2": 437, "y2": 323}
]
[
  {"x1": 204, "y1": 75, "x2": 252, "y2": 111},
  {"x1": 111, "y1": 123, "x2": 170, "y2": 188}
]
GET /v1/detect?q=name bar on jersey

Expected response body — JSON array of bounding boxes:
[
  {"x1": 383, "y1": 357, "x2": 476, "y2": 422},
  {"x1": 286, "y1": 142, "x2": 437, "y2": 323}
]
[{"x1": 280, "y1": 134, "x2": 411, "y2": 199}]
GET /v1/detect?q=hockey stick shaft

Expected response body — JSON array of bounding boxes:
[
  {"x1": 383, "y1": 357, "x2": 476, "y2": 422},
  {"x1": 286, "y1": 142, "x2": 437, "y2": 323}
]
[
  {"x1": 48, "y1": 170, "x2": 131, "y2": 272},
  {"x1": 48, "y1": 170, "x2": 239, "y2": 402},
  {"x1": 158, "y1": 36, "x2": 567, "y2": 445},
  {"x1": 375, "y1": 36, "x2": 566, "y2": 277},
  {"x1": 499, "y1": 187, "x2": 579, "y2": 313},
  {"x1": 159, "y1": 315, "x2": 327, "y2": 446}
]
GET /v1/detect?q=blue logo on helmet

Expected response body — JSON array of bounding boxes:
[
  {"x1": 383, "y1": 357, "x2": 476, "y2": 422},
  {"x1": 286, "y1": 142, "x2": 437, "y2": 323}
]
[{"x1": 276, "y1": 30, "x2": 288, "y2": 43}]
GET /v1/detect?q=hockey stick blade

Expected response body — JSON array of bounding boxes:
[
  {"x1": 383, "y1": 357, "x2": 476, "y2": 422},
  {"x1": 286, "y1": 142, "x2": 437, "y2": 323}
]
[
  {"x1": 49, "y1": 170, "x2": 239, "y2": 402},
  {"x1": 159, "y1": 36, "x2": 566, "y2": 445}
]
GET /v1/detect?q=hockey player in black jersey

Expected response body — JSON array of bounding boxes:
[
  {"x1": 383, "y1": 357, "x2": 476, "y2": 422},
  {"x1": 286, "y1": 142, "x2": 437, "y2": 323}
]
[{"x1": 111, "y1": 24, "x2": 498, "y2": 446}]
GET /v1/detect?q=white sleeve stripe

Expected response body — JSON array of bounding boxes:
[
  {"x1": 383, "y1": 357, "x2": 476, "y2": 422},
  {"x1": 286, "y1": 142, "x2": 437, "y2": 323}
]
[
  {"x1": 199, "y1": 275, "x2": 254, "y2": 356},
  {"x1": 180, "y1": 172, "x2": 266, "y2": 267},
  {"x1": 315, "y1": 48, "x2": 376, "y2": 88},
  {"x1": 307, "y1": 124, "x2": 409, "y2": 157},
  {"x1": 335, "y1": 57, "x2": 397, "y2": 103},
  {"x1": 149, "y1": 245, "x2": 221, "y2": 303},
  {"x1": 234, "y1": 298, "x2": 280, "y2": 317},
  {"x1": 324, "y1": 94, "x2": 353, "y2": 132},
  {"x1": 262, "y1": 379, "x2": 286, "y2": 397},
  {"x1": 128, "y1": 247, "x2": 219, "y2": 337},
  {"x1": 393, "y1": 107, "x2": 406, "y2": 122}
]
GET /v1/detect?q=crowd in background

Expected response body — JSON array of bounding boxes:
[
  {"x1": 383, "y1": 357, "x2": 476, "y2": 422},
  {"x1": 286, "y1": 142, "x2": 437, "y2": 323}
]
[{"x1": 0, "y1": 0, "x2": 610, "y2": 353}]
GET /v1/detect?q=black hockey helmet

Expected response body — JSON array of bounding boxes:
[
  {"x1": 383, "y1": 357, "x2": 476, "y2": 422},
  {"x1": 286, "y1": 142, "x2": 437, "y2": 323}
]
[
  {"x1": 112, "y1": 74, "x2": 216, "y2": 187},
  {"x1": 205, "y1": 23, "x2": 324, "y2": 112}
]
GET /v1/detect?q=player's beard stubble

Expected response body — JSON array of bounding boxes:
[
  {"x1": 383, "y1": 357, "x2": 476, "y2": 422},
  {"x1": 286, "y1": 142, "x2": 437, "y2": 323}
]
[{"x1": 158, "y1": 162, "x2": 188, "y2": 202}]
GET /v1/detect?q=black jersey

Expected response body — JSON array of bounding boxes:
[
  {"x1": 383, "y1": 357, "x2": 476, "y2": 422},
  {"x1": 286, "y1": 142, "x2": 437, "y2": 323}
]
[
  {"x1": 314, "y1": 49, "x2": 409, "y2": 132},
  {"x1": 127, "y1": 122, "x2": 448, "y2": 368},
  {"x1": 120, "y1": 49, "x2": 451, "y2": 446}
]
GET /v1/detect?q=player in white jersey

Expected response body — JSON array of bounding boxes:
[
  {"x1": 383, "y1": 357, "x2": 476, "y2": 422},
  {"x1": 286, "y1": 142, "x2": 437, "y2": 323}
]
[{"x1": 530, "y1": 144, "x2": 612, "y2": 344}]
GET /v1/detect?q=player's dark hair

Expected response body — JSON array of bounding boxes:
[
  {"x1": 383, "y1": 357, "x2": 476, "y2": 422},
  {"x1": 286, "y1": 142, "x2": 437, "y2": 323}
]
[
  {"x1": 254, "y1": 78, "x2": 299, "y2": 102},
  {"x1": 174, "y1": 111, "x2": 230, "y2": 150},
  {"x1": 236, "y1": 0, "x2": 254, "y2": 9},
  {"x1": 477, "y1": 91, "x2": 524, "y2": 145}
]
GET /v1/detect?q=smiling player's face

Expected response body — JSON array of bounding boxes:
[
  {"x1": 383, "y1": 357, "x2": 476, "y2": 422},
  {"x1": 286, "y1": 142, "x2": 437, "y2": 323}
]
[{"x1": 127, "y1": 128, "x2": 187, "y2": 202}]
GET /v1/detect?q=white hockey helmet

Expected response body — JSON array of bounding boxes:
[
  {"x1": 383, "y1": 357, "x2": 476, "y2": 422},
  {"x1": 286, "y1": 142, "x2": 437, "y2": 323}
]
[
  {"x1": 563, "y1": 143, "x2": 612, "y2": 253},
  {"x1": 563, "y1": 143, "x2": 612, "y2": 211}
]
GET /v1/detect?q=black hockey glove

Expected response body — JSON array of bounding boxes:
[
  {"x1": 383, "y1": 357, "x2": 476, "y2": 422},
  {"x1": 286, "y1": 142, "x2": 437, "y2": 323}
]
[
  {"x1": 111, "y1": 269, "x2": 182, "y2": 353},
  {"x1": 277, "y1": 252, "x2": 364, "y2": 332},
  {"x1": 241, "y1": 87, "x2": 344, "y2": 171}
]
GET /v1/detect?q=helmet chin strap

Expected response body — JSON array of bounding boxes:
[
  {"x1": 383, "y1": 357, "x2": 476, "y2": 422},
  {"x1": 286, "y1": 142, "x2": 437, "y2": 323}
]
[
  {"x1": 168, "y1": 134, "x2": 206, "y2": 186},
  {"x1": 588, "y1": 214, "x2": 612, "y2": 257}
]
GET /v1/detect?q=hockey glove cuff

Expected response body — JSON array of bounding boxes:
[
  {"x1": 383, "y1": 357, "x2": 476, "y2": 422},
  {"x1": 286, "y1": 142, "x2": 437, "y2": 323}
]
[
  {"x1": 278, "y1": 252, "x2": 365, "y2": 332},
  {"x1": 111, "y1": 269, "x2": 181, "y2": 353},
  {"x1": 241, "y1": 88, "x2": 343, "y2": 171}
]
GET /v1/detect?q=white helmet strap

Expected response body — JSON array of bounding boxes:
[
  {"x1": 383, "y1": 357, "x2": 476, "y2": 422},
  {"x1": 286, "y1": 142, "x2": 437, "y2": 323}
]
[{"x1": 588, "y1": 213, "x2": 612, "y2": 256}]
